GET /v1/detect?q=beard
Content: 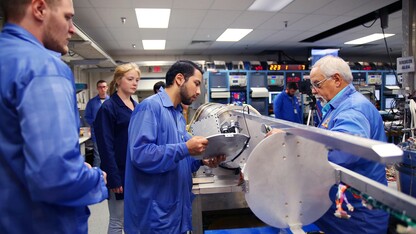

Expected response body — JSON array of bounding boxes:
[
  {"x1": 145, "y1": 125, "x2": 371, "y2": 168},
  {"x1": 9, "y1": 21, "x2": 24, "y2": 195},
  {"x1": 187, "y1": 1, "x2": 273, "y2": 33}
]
[
  {"x1": 180, "y1": 85, "x2": 194, "y2": 105},
  {"x1": 44, "y1": 28, "x2": 68, "y2": 55}
]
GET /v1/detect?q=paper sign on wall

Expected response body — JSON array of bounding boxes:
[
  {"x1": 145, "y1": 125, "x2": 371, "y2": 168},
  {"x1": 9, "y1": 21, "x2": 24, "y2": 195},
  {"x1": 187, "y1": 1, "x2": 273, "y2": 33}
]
[{"x1": 397, "y1": 56, "x2": 415, "y2": 73}]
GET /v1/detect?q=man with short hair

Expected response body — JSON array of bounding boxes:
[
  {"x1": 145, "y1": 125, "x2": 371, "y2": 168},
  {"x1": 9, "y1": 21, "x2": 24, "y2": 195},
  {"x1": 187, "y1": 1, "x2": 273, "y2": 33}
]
[
  {"x1": 310, "y1": 55, "x2": 388, "y2": 234},
  {"x1": 273, "y1": 82, "x2": 302, "y2": 123},
  {"x1": 153, "y1": 80, "x2": 165, "y2": 94},
  {"x1": 85, "y1": 80, "x2": 109, "y2": 167},
  {"x1": 0, "y1": 0, "x2": 108, "y2": 233},
  {"x1": 125, "y1": 60, "x2": 225, "y2": 233}
]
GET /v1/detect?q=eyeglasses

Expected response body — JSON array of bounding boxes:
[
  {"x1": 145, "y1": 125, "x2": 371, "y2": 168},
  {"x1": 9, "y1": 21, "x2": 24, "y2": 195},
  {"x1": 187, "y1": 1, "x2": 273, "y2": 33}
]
[{"x1": 311, "y1": 75, "x2": 334, "y2": 89}]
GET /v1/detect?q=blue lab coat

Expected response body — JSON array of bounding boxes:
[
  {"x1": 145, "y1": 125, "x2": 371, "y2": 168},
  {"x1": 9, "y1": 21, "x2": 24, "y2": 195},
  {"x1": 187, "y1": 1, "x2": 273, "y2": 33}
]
[
  {"x1": 85, "y1": 94, "x2": 109, "y2": 142},
  {"x1": 0, "y1": 23, "x2": 108, "y2": 233},
  {"x1": 314, "y1": 84, "x2": 389, "y2": 234},
  {"x1": 124, "y1": 89, "x2": 202, "y2": 234},
  {"x1": 273, "y1": 91, "x2": 302, "y2": 123},
  {"x1": 94, "y1": 93, "x2": 137, "y2": 199}
]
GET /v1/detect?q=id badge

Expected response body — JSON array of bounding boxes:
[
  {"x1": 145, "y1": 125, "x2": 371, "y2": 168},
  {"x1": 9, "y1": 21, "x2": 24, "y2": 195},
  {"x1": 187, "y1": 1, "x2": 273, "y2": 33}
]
[{"x1": 294, "y1": 109, "x2": 298, "y2": 114}]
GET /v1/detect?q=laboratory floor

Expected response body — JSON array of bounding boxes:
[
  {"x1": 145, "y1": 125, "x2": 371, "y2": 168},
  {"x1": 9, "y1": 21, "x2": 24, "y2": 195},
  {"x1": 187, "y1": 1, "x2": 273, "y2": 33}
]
[{"x1": 88, "y1": 200, "x2": 110, "y2": 234}]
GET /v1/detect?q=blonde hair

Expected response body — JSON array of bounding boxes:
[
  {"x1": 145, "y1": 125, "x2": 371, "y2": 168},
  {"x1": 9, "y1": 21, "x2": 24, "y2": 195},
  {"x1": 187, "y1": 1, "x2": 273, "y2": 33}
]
[{"x1": 109, "y1": 63, "x2": 141, "y2": 95}]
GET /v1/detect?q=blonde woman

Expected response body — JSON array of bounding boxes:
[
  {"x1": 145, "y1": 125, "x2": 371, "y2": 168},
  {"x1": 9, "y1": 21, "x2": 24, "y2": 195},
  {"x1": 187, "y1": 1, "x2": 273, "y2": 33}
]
[{"x1": 94, "y1": 63, "x2": 140, "y2": 234}]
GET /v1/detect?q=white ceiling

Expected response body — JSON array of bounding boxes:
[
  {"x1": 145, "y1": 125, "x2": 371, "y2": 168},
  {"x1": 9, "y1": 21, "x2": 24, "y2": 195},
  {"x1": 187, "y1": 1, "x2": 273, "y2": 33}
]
[{"x1": 72, "y1": 0, "x2": 403, "y2": 63}]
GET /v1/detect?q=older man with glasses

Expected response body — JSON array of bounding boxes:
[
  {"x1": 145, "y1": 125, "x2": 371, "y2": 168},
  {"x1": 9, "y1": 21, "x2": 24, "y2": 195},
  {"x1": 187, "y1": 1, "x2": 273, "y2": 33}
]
[{"x1": 310, "y1": 55, "x2": 389, "y2": 234}]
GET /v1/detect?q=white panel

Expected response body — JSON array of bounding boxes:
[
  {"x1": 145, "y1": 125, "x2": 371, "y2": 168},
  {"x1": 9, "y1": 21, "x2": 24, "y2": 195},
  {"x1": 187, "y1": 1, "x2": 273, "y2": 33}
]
[
  {"x1": 109, "y1": 27, "x2": 142, "y2": 42},
  {"x1": 81, "y1": 27, "x2": 115, "y2": 42},
  {"x1": 258, "y1": 13, "x2": 305, "y2": 30},
  {"x1": 263, "y1": 30, "x2": 304, "y2": 43},
  {"x1": 229, "y1": 11, "x2": 275, "y2": 28},
  {"x1": 281, "y1": 0, "x2": 333, "y2": 14},
  {"x1": 193, "y1": 28, "x2": 223, "y2": 41},
  {"x1": 199, "y1": 10, "x2": 242, "y2": 28},
  {"x1": 88, "y1": 0, "x2": 133, "y2": 8},
  {"x1": 73, "y1": 0, "x2": 92, "y2": 7},
  {"x1": 74, "y1": 8, "x2": 105, "y2": 28},
  {"x1": 95, "y1": 8, "x2": 137, "y2": 28},
  {"x1": 238, "y1": 29, "x2": 276, "y2": 42},
  {"x1": 314, "y1": 0, "x2": 368, "y2": 15},
  {"x1": 170, "y1": 9, "x2": 207, "y2": 29},
  {"x1": 172, "y1": 0, "x2": 214, "y2": 9},
  {"x1": 167, "y1": 28, "x2": 196, "y2": 40},
  {"x1": 139, "y1": 29, "x2": 168, "y2": 39},
  {"x1": 288, "y1": 14, "x2": 337, "y2": 31},
  {"x1": 166, "y1": 40, "x2": 190, "y2": 50},
  {"x1": 210, "y1": 0, "x2": 253, "y2": 10}
]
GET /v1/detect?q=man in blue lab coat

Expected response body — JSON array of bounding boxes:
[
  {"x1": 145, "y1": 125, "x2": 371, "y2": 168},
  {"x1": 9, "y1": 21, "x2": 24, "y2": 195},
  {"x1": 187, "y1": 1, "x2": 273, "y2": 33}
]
[
  {"x1": 0, "y1": 0, "x2": 108, "y2": 233},
  {"x1": 124, "y1": 60, "x2": 225, "y2": 234}
]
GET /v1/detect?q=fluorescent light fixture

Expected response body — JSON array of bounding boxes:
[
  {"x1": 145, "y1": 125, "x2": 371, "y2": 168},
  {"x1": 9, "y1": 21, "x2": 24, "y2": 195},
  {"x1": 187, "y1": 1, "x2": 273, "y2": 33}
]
[
  {"x1": 248, "y1": 0, "x2": 294, "y2": 12},
  {"x1": 135, "y1": 8, "x2": 170, "y2": 28},
  {"x1": 344, "y1": 33, "x2": 395, "y2": 45},
  {"x1": 216, "y1": 28, "x2": 253, "y2": 42},
  {"x1": 142, "y1": 40, "x2": 166, "y2": 50}
]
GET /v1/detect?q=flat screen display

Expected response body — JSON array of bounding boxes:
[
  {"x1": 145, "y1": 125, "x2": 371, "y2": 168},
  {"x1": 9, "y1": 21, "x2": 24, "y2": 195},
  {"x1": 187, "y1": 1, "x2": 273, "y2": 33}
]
[
  {"x1": 375, "y1": 90, "x2": 380, "y2": 101},
  {"x1": 269, "y1": 91, "x2": 281, "y2": 104},
  {"x1": 249, "y1": 74, "x2": 266, "y2": 87},
  {"x1": 385, "y1": 97, "x2": 394, "y2": 109},
  {"x1": 210, "y1": 73, "x2": 227, "y2": 88},
  {"x1": 385, "y1": 74, "x2": 397, "y2": 86},
  {"x1": 250, "y1": 99, "x2": 266, "y2": 114},
  {"x1": 231, "y1": 91, "x2": 246, "y2": 104},
  {"x1": 310, "y1": 48, "x2": 339, "y2": 66}
]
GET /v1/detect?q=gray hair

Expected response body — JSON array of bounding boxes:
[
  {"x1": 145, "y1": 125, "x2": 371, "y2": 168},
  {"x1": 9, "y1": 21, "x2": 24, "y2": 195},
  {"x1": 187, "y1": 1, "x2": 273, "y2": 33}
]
[{"x1": 312, "y1": 55, "x2": 353, "y2": 83}]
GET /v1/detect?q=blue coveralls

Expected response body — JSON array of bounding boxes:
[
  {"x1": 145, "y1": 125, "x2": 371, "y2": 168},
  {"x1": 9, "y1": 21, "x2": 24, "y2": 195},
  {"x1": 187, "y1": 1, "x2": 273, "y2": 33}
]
[
  {"x1": 124, "y1": 89, "x2": 202, "y2": 234},
  {"x1": 0, "y1": 23, "x2": 108, "y2": 233},
  {"x1": 85, "y1": 94, "x2": 110, "y2": 142},
  {"x1": 273, "y1": 91, "x2": 302, "y2": 123},
  {"x1": 314, "y1": 84, "x2": 389, "y2": 234}
]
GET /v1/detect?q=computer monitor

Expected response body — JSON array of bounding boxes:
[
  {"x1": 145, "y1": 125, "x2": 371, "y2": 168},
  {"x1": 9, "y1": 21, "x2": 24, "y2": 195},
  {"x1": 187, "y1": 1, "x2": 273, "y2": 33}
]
[
  {"x1": 230, "y1": 91, "x2": 246, "y2": 104},
  {"x1": 210, "y1": 73, "x2": 228, "y2": 88},
  {"x1": 268, "y1": 91, "x2": 281, "y2": 104},
  {"x1": 249, "y1": 73, "x2": 266, "y2": 87},
  {"x1": 250, "y1": 99, "x2": 267, "y2": 115},
  {"x1": 385, "y1": 97, "x2": 395, "y2": 109},
  {"x1": 310, "y1": 48, "x2": 339, "y2": 66},
  {"x1": 375, "y1": 90, "x2": 380, "y2": 101},
  {"x1": 385, "y1": 74, "x2": 397, "y2": 86}
]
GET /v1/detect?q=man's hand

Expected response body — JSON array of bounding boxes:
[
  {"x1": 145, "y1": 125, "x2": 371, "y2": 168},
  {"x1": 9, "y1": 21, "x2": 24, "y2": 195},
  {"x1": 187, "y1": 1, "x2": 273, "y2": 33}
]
[
  {"x1": 85, "y1": 162, "x2": 107, "y2": 184},
  {"x1": 186, "y1": 136, "x2": 208, "y2": 155},
  {"x1": 110, "y1": 186, "x2": 123, "y2": 194},
  {"x1": 102, "y1": 171, "x2": 107, "y2": 185},
  {"x1": 202, "y1": 155, "x2": 226, "y2": 168}
]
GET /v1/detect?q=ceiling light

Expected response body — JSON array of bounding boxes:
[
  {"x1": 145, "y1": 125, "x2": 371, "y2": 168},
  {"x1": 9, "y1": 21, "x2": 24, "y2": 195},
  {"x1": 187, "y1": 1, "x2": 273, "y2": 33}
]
[
  {"x1": 248, "y1": 0, "x2": 294, "y2": 12},
  {"x1": 135, "y1": 8, "x2": 170, "y2": 28},
  {"x1": 216, "y1": 29, "x2": 253, "y2": 42},
  {"x1": 142, "y1": 40, "x2": 166, "y2": 50},
  {"x1": 344, "y1": 33, "x2": 395, "y2": 45},
  {"x1": 121, "y1": 17, "x2": 126, "y2": 24},
  {"x1": 132, "y1": 44, "x2": 136, "y2": 48}
]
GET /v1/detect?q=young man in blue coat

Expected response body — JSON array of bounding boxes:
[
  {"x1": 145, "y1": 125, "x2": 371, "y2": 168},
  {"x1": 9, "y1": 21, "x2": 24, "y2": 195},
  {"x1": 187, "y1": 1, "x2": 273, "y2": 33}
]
[
  {"x1": 84, "y1": 80, "x2": 110, "y2": 167},
  {"x1": 310, "y1": 55, "x2": 389, "y2": 234},
  {"x1": 273, "y1": 82, "x2": 302, "y2": 123},
  {"x1": 0, "y1": 0, "x2": 108, "y2": 233},
  {"x1": 124, "y1": 60, "x2": 225, "y2": 234}
]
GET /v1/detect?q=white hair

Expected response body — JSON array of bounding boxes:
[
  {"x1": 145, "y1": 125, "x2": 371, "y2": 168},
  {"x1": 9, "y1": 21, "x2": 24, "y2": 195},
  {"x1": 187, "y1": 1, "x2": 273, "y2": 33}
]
[{"x1": 312, "y1": 55, "x2": 353, "y2": 83}]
